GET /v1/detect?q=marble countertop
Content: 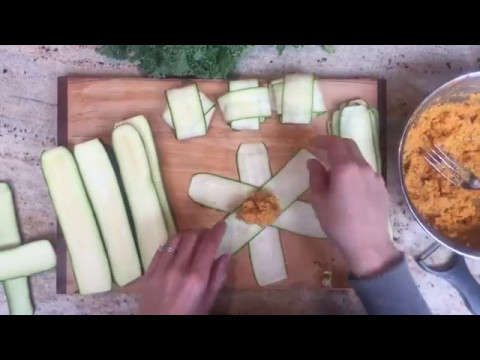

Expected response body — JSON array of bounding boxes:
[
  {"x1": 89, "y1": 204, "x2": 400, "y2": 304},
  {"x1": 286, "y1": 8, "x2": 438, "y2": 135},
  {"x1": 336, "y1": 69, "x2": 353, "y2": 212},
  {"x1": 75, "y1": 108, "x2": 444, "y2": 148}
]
[{"x1": 1, "y1": 45, "x2": 480, "y2": 315}]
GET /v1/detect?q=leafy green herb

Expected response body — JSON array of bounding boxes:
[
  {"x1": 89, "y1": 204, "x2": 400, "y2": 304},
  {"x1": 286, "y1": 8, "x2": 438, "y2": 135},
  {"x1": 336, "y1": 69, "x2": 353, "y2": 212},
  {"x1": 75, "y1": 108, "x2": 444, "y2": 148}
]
[{"x1": 98, "y1": 45, "x2": 335, "y2": 79}]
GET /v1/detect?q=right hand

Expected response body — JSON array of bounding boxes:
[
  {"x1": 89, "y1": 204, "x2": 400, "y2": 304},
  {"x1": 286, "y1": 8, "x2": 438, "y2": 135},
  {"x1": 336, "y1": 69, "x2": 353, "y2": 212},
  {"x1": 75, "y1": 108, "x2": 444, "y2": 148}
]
[{"x1": 308, "y1": 135, "x2": 400, "y2": 278}]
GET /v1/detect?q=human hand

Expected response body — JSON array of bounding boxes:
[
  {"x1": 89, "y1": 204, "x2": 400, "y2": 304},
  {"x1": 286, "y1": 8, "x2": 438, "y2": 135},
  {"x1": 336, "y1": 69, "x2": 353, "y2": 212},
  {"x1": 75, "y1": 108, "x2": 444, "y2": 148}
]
[
  {"x1": 138, "y1": 221, "x2": 230, "y2": 315},
  {"x1": 308, "y1": 135, "x2": 400, "y2": 278}
]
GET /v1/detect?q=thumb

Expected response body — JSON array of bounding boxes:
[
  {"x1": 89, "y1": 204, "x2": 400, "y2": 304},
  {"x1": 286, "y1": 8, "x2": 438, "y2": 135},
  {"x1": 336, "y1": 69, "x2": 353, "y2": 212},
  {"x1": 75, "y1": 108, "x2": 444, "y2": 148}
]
[
  {"x1": 201, "y1": 254, "x2": 230, "y2": 314},
  {"x1": 308, "y1": 159, "x2": 329, "y2": 196}
]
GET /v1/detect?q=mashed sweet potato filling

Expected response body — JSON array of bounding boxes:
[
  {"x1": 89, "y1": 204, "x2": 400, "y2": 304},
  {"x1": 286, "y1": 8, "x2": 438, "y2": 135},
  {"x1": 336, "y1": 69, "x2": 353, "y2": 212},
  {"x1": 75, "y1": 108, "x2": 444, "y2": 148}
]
[
  {"x1": 237, "y1": 191, "x2": 281, "y2": 227},
  {"x1": 403, "y1": 94, "x2": 480, "y2": 245}
]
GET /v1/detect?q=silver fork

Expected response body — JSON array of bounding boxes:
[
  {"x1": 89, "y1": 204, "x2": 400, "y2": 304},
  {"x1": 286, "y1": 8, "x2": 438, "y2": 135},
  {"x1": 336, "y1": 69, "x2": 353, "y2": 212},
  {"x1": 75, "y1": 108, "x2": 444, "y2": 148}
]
[{"x1": 425, "y1": 145, "x2": 480, "y2": 190}]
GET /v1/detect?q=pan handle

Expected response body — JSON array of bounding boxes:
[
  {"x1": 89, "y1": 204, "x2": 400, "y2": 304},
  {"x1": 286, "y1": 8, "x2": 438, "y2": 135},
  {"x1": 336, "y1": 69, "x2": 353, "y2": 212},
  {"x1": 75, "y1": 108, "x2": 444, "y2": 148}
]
[{"x1": 419, "y1": 255, "x2": 480, "y2": 315}]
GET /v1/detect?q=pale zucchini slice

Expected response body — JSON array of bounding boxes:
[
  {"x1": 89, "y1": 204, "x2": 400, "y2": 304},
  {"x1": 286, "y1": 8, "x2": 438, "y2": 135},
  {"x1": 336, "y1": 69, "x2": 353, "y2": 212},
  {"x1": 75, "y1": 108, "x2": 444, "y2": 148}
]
[
  {"x1": 368, "y1": 108, "x2": 381, "y2": 173},
  {"x1": 188, "y1": 174, "x2": 325, "y2": 238},
  {"x1": 166, "y1": 84, "x2": 206, "y2": 140},
  {"x1": 4, "y1": 279, "x2": 32, "y2": 315},
  {"x1": 229, "y1": 80, "x2": 261, "y2": 130},
  {"x1": 236, "y1": 143, "x2": 287, "y2": 286},
  {"x1": 163, "y1": 92, "x2": 215, "y2": 130},
  {"x1": 188, "y1": 174, "x2": 254, "y2": 211},
  {"x1": 117, "y1": 115, "x2": 176, "y2": 237},
  {"x1": 231, "y1": 119, "x2": 260, "y2": 131},
  {"x1": 249, "y1": 227, "x2": 287, "y2": 286},
  {"x1": 282, "y1": 74, "x2": 315, "y2": 124},
  {"x1": 41, "y1": 147, "x2": 112, "y2": 295},
  {"x1": 112, "y1": 124, "x2": 169, "y2": 271},
  {"x1": 218, "y1": 87, "x2": 271, "y2": 122},
  {"x1": 272, "y1": 83, "x2": 284, "y2": 115},
  {"x1": 229, "y1": 79, "x2": 259, "y2": 91},
  {"x1": 272, "y1": 78, "x2": 325, "y2": 117},
  {"x1": 236, "y1": 143, "x2": 271, "y2": 187},
  {"x1": 0, "y1": 183, "x2": 33, "y2": 315},
  {"x1": 312, "y1": 80, "x2": 327, "y2": 114},
  {"x1": 216, "y1": 149, "x2": 316, "y2": 257},
  {"x1": 339, "y1": 104, "x2": 378, "y2": 172},
  {"x1": 74, "y1": 139, "x2": 142, "y2": 286},
  {"x1": 273, "y1": 201, "x2": 325, "y2": 238},
  {"x1": 0, "y1": 241, "x2": 56, "y2": 281}
]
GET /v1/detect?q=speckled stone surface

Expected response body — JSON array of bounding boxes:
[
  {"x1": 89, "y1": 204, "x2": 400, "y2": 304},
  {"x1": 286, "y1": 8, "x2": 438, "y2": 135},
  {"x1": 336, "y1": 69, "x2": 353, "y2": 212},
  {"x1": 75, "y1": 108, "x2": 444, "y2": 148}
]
[{"x1": 1, "y1": 45, "x2": 480, "y2": 315}]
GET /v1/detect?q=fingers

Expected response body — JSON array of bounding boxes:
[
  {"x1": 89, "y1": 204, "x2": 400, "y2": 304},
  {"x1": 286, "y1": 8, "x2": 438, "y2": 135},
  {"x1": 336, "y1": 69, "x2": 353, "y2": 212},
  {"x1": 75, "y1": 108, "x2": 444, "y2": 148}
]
[
  {"x1": 145, "y1": 234, "x2": 182, "y2": 279},
  {"x1": 202, "y1": 254, "x2": 231, "y2": 313},
  {"x1": 308, "y1": 159, "x2": 329, "y2": 196},
  {"x1": 191, "y1": 221, "x2": 227, "y2": 273},
  {"x1": 343, "y1": 138, "x2": 369, "y2": 167},
  {"x1": 311, "y1": 135, "x2": 352, "y2": 166},
  {"x1": 311, "y1": 135, "x2": 367, "y2": 167},
  {"x1": 173, "y1": 229, "x2": 207, "y2": 269}
]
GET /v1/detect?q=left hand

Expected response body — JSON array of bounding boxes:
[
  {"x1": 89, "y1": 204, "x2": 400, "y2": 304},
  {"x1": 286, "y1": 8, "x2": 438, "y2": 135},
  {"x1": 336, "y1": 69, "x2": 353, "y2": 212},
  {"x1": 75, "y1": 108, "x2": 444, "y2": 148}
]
[{"x1": 138, "y1": 221, "x2": 230, "y2": 315}]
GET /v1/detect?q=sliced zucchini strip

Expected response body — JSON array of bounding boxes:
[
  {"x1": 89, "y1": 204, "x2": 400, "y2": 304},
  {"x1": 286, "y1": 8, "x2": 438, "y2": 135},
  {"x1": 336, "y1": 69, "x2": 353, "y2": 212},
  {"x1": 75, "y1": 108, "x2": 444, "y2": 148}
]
[
  {"x1": 74, "y1": 139, "x2": 142, "y2": 286},
  {"x1": 282, "y1": 74, "x2": 315, "y2": 124},
  {"x1": 0, "y1": 183, "x2": 33, "y2": 315},
  {"x1": 163, "y1": 92, "x2": 215, "y2": 130},
  {"x1": 237, "y1": 143, "x2": 287, "y2": 286},
  {"x1": 112, "y1": 124, "x2": 169, "y2": 271},
  {"x1": 218, "y1": 87, "x2": 271, "y2": 122},
  {"x1": 166, "y1": 84, "x2": 206, "y2": 140},
  {"x1": 249, "y1": 227, "x2": 287, "y2": 286},
  {"x1": 231, "y1": 119, "x2": 260, "y2": 131},
  {"x1": 0, "y1": 241, "x2": 56, "y2": 281},
  {"x1": 339, "y1": 103, "x2": 378, "y2": 172},
  {"x1": 42, "y1": 147, "x2": 112, "y2": 295},
  {"x1": 117, "y1": 115, "x2": 177, "y2": 237},
  {"x1": 228, "y1": 79, "x2": 261, "y2": 130}
]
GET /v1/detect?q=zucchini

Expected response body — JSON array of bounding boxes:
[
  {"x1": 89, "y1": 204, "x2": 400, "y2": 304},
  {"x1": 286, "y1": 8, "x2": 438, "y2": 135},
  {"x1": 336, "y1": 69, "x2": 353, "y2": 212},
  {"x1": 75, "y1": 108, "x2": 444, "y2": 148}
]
[
  {"x1": 229, "y1": 79, "x2": 259, "y2": 91},
  {"x1": 229, "y1": 80, "x2": 262, "y2": 130},
  {"x1": 41, "y1": 147, "x2": 112, "y2": 295},
  {"x1": 199, "y1": 92, "x2": 215, "y2": 114},
  {"x1": 236, "y1": 143, "x2": 271, "y2": 187},
  {"x1": 272, "y1": 201, "x2": 325, "y2": 238},
  {"x1": 330, "y1": 110, "x2": 340, "y2": 136},
  {"x1": 0, "y1": 183, "x2": 33, "y2": 315},
  {"x1": 236, "y1": 143, "x2": 287, "y2": 286},
  {"x1": 339, "y1": 104, "x2": 378, "y2": 172},
  {"x1": 166, "y1": 84, "x2": 206, "y2": 140},
  {"x1": 216, "y1": 149, "x2": 316, "y2": 257},
  {"x1": 163, "y1": 92, "x2": 215, "y2": 130},
  {"x1": 218, "y1": 87, "x2": 271, "y2": 122},
  {"x1": 4, "y1": 279, "x2": 32, "y2": 315},
  {"x1": 272, "y1": 78, "x2": 325, "y2": 118},
  {"x1": 249, "y1": 227, "x2": 287, "y2": 286},
  {"x1": 117, "y1": 115, "x2": 177, "y2": 237},
  {"x1": 112, "y1": 124, "x2": 169, "y2": 271},
  {"x1": 335, "y1": 101, "x2": 392, "y2": 239},
  {"x1": 0, "y1": 240, "x2": 56, "y2": 281},
  {"x1": 312, "y1": 80, "x2": 327, "y2": 113},
  {"x1": 231, "y1": 119, "x2": 260, "y2": 131},
  {"x1": 272, "y1": 83, "x2": 284, "y2": 115},
  {"x1": 368, "y1": 108, "x2": 381, "y2": 173},
  {"x1": 188, "y1": 174, "x2": 325, "y2": 238},
  {"x1": 74, "y1": 139, "x2": 142, "y2": 286},
  {"x1": 189, "y1": 174, "x2": 254, "y2": 211},
  {"x1": 282, "y1": 74, "x2": 315, "y2": 124}
]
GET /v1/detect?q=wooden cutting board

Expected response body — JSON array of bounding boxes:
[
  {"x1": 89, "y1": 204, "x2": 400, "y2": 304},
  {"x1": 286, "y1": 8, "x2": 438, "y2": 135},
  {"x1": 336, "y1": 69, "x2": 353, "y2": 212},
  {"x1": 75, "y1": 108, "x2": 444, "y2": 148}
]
[{"x1": 56, "y1": 77, "x2": 386, "y2": 294}]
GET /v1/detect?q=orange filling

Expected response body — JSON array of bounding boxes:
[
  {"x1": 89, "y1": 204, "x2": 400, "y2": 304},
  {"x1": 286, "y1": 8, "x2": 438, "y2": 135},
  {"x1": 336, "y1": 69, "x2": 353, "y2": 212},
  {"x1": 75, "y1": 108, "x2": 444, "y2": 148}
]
[
  {"x1": 403, "y1": 94, "x2": 480, "y2": 245},
  {"x1": 236, "y1": 191, "x2": 281, "y2": 227}
]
